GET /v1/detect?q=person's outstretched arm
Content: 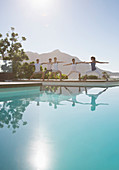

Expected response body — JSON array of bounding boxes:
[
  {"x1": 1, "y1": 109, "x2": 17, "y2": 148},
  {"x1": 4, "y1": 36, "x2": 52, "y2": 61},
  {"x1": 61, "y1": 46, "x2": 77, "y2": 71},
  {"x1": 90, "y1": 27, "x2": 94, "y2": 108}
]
[
  {"x1": 96, "y1": 103, "x2": 109, "y2": 106},
  {"x1": 57, "y1": 61, "x2": 65, "y2": 64},
  {"x1": 41, "y1": 62, "x2": 48, "y2": 65},
  {"x1": 67, "y1": 99, "x2": 91, "y2": 105},
  {"x1": 63, "y1": 63, "x2": 72, "y2": 66},
  {"x1": 96, "y1": 61, "x2": 109, "y2": 64},
  {"x1": 76, "y1": 61, "x2": 86, "y2": 64},
  {"x1": 83, "y1": 61, "x2": 92, "y2": 64},
  {"x1": 41, "y1": 62, "x2": 54, "y2": 65}
]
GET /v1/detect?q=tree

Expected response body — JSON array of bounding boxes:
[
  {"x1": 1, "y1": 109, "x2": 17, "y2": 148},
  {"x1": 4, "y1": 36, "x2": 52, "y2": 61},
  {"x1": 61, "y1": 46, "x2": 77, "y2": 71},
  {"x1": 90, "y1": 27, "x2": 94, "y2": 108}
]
[
  {"x1": 0, "y1": 27, "x2": 29, "y2": 78},
  {"x1": 0, "y1": 34, "x2": 10, "y2": 59},
  {"x1": 18, "y1": 62, "x2": 34, "y2": 79}
]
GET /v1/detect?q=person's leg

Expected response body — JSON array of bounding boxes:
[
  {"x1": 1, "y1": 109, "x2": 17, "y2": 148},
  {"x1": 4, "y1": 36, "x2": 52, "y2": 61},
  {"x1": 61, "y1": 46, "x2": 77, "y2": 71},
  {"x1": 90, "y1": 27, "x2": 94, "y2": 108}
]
[
  {"x1": 43, "y1": 70, "x2": 48, "y2": 80},
  {"x1": 43, "y1": 70, "x2": 47, "y2": 80},
  {"x1": 47, "y1": 70, "x2": 52, "y2": 80},
  {"x1": 49, "y1": 71, "x2": 54, "y2": 79},
  {"x1": 46, "y1": 70, "x2": 52, "y2": 80},
  {"x1": 103, "y1": 74, "x2": 109, "y2": 81},
  {"x1": 57, "y1": 70, "x2": 62, "y2": 80},
  {"x1": 76, "y1": 71, "x2": 81, "y2": 81},
  {"x1": 41, "y1": 72, "x2": 45, "y2": 81},
  {"x1": 84, "y1": 75, "x2": 88, "y2": 81},
  {"x1": 37, "y1": 72, "x2": 44, "y2": 81},
  {"x1": 54, "y1": 72, "x2": 58, "y2": 79},
  {"x1": 79, "y1": 73, "x2": 81, "y2": 81},
  {"x1": 30, "y1": 72, "x2": 36, "y2": 79},
  {"x1": 67, "y1": 71, "x2": 74, "y2": 77},
  {"x1": 45, "y1": 70, "x2": 49, "y2": 74},
  {"x1": 95, "y1": 69, "x2": 102, "y2": 79},
  {"x1": 45, "y1": 70, "x2": 51, "y2": 75},
  {"x1": 86, "y1": 70, "x2": 92, "y2": 75},
  {"x1": 84, "y1": 70, "x2": 92, "y2": 80}
]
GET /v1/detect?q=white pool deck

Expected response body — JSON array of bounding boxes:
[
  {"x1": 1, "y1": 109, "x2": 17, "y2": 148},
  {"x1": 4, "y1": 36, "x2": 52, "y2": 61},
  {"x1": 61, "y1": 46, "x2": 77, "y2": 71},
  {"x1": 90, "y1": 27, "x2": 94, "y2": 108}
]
[
  {"x1": 0, "y1": 79, "x2": 119, "y2": 88},
  {"x1": 0, "y1": 81, "x2": 42, "y2": 88}
]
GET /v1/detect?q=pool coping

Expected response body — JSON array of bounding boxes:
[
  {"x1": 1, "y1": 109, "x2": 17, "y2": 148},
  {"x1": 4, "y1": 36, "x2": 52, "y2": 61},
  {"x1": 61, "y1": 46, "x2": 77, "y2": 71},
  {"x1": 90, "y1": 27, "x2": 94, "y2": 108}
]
[
  {"x1": 0, "y1": 82, "x2": 42, "y2": 88},
  {"x1": 0, "y1": 79, "x2": 119, "y2": 88},
  {"x1": 39, "y1": 80, "x2": 119, "y2": 87}
]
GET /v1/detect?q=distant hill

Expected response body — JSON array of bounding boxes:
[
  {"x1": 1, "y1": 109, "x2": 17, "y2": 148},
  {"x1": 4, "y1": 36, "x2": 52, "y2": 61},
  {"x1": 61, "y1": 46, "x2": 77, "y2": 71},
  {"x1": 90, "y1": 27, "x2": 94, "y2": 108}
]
[{"x1": 25, "y1": 50, "x2": 119, "y2": 79}]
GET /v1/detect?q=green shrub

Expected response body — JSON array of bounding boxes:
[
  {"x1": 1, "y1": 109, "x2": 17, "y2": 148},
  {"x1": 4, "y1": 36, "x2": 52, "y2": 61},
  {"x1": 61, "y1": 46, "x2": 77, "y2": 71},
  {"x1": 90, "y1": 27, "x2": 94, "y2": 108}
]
[
  {"x1": 47, "y1": 72, "x2": 68, "y2": 79},
  {"x1": 81, "y1": 75, "x2": 98, "y2": 79},
  {"x1": 88, "y1": 75, "x2": 98, "y2": 79},
  {"x1": 17, "y1": 64, "x2": 68, "y2": 80}
]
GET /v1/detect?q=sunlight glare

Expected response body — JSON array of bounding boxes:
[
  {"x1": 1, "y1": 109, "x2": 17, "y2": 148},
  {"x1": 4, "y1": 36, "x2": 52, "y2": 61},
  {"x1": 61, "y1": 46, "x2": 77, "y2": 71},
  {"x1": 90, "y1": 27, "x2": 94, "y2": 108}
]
[
  {"x1": 30, "y1": 0, "x2": 53, "y2": 10},
  {"x1": 27, "y1": 130, "x2": 53, "y2": 170},
  {"x1": 29, "y1": 140, "x2": 50, "y2": 170}
]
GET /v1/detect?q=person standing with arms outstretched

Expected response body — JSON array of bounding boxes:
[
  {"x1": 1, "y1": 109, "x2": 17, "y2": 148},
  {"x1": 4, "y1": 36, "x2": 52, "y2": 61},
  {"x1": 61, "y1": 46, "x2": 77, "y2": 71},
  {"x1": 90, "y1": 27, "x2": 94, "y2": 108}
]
[
  {"x1": 30, "y1": 59, "x2": 44, "y2": 80},
  {"x1": 63, "y1": 58, "x2": 85, "y2": 81},
  {"x1": 84, "y1": 56, "x2": 109, "y2": 80},
  {"x1": 42, "y1": 58, "x2": 53, "y2": 80},
  {"x1": 49, "y1": 57, "x2": 64, "y2": 81}
]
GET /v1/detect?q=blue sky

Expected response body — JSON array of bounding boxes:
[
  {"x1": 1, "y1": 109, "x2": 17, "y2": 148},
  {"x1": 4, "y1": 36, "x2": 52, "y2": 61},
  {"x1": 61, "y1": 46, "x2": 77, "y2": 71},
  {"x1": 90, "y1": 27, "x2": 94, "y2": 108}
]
[{"x1": 0, "y1": 0, "x2": 119, "y2": 72}]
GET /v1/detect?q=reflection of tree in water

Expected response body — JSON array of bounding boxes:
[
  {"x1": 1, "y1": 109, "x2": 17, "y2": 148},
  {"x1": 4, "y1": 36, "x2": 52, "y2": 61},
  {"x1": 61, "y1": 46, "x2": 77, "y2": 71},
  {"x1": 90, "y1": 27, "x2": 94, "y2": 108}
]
[
  {"x1": 0, "y1": 86, "x2": 110, "y2": 133},
  {"x1": 0, "y1": 99, "x2": 29, "y2": 133},
  {"x1": 1, "y1": 60, "x2": 12, "y2": 72}
]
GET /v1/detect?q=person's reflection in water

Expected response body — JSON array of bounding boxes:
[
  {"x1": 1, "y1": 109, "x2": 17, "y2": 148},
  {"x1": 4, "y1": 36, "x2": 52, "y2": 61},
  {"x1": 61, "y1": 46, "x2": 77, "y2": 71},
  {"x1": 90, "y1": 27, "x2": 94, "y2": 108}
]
[
  {"x1": 44, "y1": 86, "x2": 56, "y2": 107},
  {"x1": 35, "y1": 86, "x2": 48, "y2": 106},
  {"x1": 35, "y1": 91, "x2": 44, "y2": 106},
  {"x1": 49, "y1": 102, "x2": 52, "y2": 107},
  {"x1": 52, "y1": 86, "x2": 63, "y2": 109},
  {"x1": 38, "y1": 86, "x2": 64, "y2": 109},
  {"x1": 82, "y1": 87, "x2": 108, "y2": 111},
  {"x1": 65, "y1": 87, "x2": 82, "y2": 107}
]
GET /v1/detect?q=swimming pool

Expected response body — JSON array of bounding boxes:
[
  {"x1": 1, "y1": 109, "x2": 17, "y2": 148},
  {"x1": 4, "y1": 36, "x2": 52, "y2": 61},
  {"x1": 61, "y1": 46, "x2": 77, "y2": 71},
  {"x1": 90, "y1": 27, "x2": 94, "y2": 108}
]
[{"x1": 0, "y1": 86, "x2": 119, "y2": 170}]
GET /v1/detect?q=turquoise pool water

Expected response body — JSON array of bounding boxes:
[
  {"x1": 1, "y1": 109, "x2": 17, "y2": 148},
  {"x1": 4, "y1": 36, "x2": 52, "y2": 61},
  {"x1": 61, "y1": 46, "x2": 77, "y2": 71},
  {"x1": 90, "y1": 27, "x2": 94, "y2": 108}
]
[{"x1": 0, "y1": 86, "x2": 119, "y2": 170}]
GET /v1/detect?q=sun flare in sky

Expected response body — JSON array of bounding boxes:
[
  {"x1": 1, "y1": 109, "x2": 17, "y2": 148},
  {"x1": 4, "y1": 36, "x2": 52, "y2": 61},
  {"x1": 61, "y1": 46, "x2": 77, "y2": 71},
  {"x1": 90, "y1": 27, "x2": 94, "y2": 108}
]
[
  {"x1": 21, "y1": 0, "x2": 57, "y2": 20},
  {"x1": 27, "y1": 0, "x2": 54, "y2": 10}
]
